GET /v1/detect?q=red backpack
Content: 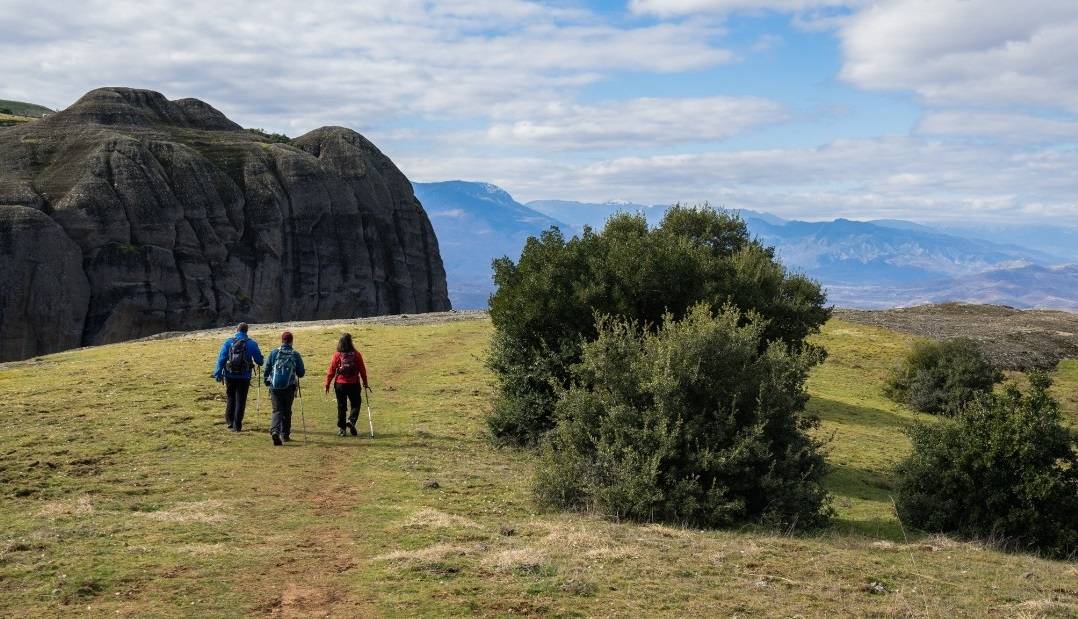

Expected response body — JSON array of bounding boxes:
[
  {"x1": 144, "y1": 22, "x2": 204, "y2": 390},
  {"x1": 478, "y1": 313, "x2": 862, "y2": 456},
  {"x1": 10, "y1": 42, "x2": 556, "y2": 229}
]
[{"x1": 339, "y1": 351, "x2": 359, "y2": 378}]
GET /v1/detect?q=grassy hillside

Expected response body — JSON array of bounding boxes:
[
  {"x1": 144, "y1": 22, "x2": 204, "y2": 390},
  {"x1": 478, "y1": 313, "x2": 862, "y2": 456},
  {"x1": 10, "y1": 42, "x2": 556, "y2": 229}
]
[
  {"x1": 0, "y1": 318, "x2": 1075, "y2": 617},
  {"x1": 0, "y1": 99, "x2": 54, "y2": 118}
]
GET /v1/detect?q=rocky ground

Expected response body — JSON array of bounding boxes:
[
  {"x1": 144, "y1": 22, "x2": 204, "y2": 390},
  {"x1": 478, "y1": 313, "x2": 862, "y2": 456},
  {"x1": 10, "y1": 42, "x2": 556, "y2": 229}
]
[{"x1": 835, "y1": 303, "x2": 1078, "y2": 369}]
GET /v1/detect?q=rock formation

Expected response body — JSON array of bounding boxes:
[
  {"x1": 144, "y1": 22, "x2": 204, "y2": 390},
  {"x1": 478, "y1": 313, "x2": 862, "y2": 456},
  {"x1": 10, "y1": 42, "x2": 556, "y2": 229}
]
[{"x1": 0, "y1": 87, "x2": 449, "y2": 362}]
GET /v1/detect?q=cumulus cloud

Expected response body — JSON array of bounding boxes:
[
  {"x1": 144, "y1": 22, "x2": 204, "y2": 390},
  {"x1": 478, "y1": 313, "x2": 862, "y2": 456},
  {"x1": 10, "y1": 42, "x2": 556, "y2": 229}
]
[
  {"x1": 838, "y1": 0, "x2": 1078, "y2": 112},
  {"x1": 629, "y1": 0, "x2": 860, "y2": 17},
  {"x1": 482, "y1": 96, "x2": 786, "y2": 150},
  {"x1": 0, "y1": 0, "x2": 733, "y2": 132},
  {"x1": 917, "y1": 111, "x2": 1078, "y2": 143},
  {"x1": 401, "y1": 136, "x2": 1078, "y2": 223}
]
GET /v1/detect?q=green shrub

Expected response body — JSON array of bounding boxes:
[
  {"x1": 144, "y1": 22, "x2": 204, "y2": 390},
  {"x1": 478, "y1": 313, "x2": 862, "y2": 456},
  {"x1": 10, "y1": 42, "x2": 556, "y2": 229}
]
[
  {"x1": 487, "y1": 206, "x2": 830, "y2": 445},
  {"x1": 246, "y1": 128, "x2": 292, "y2": 143},
  {"x1": 534, "y1": 304, "x2": 832, "y2": 529},
  {"x1": 894, "y1": 373, "x2": 1078, "y2": 558},
  {"x1": 884, "y1": 338, "x2": 1002, "y2": 415}
]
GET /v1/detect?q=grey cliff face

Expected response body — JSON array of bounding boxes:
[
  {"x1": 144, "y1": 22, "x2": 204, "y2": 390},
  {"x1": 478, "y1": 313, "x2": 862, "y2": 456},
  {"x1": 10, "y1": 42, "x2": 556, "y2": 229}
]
[{"x1": 0, "y1": 87, "x2": 449, "y2": 361}]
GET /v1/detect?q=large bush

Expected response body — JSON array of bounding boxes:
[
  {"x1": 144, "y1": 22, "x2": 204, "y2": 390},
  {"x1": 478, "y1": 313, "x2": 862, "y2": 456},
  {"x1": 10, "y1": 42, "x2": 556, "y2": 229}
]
[
  {"x1": 884, "y1": 338, "x2": 1002, "y2": 415},
  {"x1": 534, "y1": 304, "x2": 832, "y2": 528},
  {"x1": 488, "y1": 206, "x2": 830, "y2": 445},
  {"x1": 894, "y1": 374, "x2": 1078, "y2": 558}
]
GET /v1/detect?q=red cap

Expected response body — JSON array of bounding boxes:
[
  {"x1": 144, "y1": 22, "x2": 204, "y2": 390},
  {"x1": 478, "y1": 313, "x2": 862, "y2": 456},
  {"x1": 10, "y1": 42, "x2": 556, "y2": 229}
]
[{"x1": 281, "y1": 331, "x2": 293, "y2": 342}]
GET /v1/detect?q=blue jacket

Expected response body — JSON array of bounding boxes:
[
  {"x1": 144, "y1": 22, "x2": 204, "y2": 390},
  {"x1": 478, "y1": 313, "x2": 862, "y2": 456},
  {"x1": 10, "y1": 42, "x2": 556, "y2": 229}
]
[
  {"x1": 264, "y1": 344, "x2": 306, "y2": 389},
  {"x1": 213, "y1": 332, "x2": 264, "y2": 381}
]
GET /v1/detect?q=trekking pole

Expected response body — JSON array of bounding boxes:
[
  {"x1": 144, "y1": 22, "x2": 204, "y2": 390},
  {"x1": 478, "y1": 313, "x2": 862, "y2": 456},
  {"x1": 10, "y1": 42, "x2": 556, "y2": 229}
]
[
  {"x1": 364, "y1": 386, "x2": 375, "y2": 438},
  {"x1": 299, "y1": 381, "x2": 307, "y2": 443},
  {"x1": 254, "y1": 366, "x2": 262, "y2": 431}
]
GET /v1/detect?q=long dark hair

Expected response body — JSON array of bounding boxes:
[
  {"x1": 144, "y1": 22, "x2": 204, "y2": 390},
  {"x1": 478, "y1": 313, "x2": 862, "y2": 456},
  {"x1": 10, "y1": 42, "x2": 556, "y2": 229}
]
[{"x1": 337, "y1": 333, "x2": 356, "y2": 353}]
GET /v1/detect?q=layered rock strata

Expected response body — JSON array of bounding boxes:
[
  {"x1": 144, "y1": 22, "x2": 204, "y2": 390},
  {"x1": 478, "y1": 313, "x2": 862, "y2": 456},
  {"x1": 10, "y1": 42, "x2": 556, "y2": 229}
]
[{"x1": 0, "y1": 87, "x2": 449, "y2": 361}]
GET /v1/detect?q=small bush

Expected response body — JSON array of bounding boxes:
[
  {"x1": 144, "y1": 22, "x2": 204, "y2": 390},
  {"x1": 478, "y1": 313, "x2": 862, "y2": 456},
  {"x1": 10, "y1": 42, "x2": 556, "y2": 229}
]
[
  {"x1": 894, "y1": 373, "x2": 1078, "y2": 558},
  {"x1": 534, "y1": 304, "x2": 832, "y2": 529},
  {"x1": 246, "y1": 127, "x2": 291, "y2": 143},
  {"x1": 488, "y1": 206, "x2": 830, "y2": 445},
  {"x1": 884, "y1": 338, "x2": 1002, "y2": 414}
]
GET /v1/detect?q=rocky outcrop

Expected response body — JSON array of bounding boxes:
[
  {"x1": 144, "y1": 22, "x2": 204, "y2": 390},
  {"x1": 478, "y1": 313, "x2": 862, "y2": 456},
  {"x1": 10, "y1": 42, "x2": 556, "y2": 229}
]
[{"x1": 0, "y1": 87, "x2": 449, "y2": 361}]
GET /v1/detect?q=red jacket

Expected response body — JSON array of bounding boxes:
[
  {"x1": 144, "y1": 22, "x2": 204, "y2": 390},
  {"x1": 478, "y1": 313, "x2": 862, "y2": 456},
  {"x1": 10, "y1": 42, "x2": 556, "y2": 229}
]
[{"x1": 324, "y1": 350, "x2": 369, "y2": 390}]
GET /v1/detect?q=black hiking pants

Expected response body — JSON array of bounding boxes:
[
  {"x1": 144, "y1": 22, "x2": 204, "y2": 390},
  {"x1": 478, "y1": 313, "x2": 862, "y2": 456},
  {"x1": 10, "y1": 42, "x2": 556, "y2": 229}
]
[
  {"x1": 225, "y1": 378, "x2": 250, "y2": 430},
  {"x1": 334, "y1": 383, "x2": 362, "y2": 429},
  {"x1": 269, "y1": 385, "x2": 297, "y2": 438}
]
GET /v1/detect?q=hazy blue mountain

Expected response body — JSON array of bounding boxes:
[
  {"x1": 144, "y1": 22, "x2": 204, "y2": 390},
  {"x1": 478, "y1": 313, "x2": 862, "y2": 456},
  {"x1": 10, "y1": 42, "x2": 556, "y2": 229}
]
[
  {"x1": 413, "y1": 181, "x2": 568, "y2": 309},
  {"x1": 869, "y1": 219, "x2": 1078, "y2": 262},
  {"x1": 745, "y1": 217, "x2": 1061, "y2": 285},
  {"x1": 420, "y1": 181, "x2": 1075, "y2": 310},
  {"x1": 525, "y1": 199, "x2": 785, "y2": 232},
  {"x1": 526, "y1": 199, "x2": 666, "y2": 231},
  {"x1": 827, "y1": 264, "x2": 1078, "y2": 310},
  {"x1": 938, "y1": 224, "x2": 1078, "y2": 262}
]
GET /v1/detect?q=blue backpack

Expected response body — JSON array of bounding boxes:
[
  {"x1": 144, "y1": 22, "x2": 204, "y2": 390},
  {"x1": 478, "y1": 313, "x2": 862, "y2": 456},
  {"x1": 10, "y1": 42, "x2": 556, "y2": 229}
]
[{"x1": 269, "y1": 348, "x2": 298, "y2": 389}]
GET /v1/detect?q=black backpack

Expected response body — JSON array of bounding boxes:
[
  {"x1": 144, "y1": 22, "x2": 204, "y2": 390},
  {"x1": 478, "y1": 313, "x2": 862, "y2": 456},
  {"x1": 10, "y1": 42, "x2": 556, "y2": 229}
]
[{"x1": 225, "y1": 338, "x2": 249, "y2": 374}]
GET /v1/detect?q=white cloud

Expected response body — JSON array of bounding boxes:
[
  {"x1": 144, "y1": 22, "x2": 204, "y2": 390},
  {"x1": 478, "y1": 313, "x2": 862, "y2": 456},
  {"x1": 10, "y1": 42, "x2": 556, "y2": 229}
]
[
  {"x1": 482, "y1": 96, "x2": 787, "y2": 150},
  {"x1": 838, "y1": 0, "x2": 1078, "y2": 112},
  {"x1": 400, "y1": 136, "x2": 1078, "y2": 223},
  {"x1": 0, "y1": 0, "x2": 733, "y2": 131},
  {"x1": 917, "y1": 111, "x2": 1078, "y2": 143},
  {"x1": 629, "y1": 0, "x2": 859, "y2": 17}
]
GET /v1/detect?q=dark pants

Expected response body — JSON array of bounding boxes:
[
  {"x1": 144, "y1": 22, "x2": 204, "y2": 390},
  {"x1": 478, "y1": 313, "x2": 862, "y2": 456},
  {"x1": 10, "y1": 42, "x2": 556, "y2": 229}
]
[
  {"x1": 225, "y1": 378, "x2": 250, "y2": 430},
  {"x1": 270, "y1": 385, "x2": 297, "y2": 437},
  {"x1": 334, "y1": 383, "x2": 362, "y2": 429}
]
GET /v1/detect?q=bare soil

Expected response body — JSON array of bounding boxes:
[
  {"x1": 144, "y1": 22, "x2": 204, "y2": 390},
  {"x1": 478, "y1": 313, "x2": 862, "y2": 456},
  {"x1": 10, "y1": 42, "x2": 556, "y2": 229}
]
[{"x1": 835, "y1": 303, "x2": 1078, "y2": 369}]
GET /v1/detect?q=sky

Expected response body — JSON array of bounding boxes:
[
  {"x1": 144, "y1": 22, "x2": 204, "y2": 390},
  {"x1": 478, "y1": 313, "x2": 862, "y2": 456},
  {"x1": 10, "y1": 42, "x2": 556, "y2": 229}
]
[{"x1": 3, "y1": 0, "x2": 1078, "y2": 224}]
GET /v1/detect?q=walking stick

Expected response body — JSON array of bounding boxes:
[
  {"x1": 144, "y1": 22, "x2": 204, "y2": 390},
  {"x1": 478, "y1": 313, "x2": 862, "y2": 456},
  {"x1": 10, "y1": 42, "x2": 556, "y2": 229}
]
[
  {"x1": 364, "y1": 386, "x2": 375, "y2": 438},
  {"x1": 299, "y1": 381, "x2": 307, "y2": 443},
  {"x1": 254, "y1": 366, "x2": 262, "y2": 431}
]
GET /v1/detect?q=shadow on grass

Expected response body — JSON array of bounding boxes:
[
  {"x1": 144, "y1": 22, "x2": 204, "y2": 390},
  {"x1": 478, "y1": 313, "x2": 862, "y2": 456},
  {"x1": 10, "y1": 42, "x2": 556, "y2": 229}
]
[
  {"x1": 825, "y1": 461, "x2": 908, "y2": 541},
  {"x1": 808, "y1": 396, "x2": 916, "y2": 431}
]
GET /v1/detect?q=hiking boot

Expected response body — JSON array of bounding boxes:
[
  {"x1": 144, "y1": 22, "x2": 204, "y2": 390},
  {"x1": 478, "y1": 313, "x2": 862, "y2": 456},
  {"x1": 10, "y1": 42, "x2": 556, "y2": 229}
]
[
  {"x1": 347, "y1": 422, "x2": 358, "y2": 436},
  {"x1": 282, "y1": 435, "x2": 291, "y2": 442},
  {"x1": 271, "y1": 433, "x2": 282, "y2": 446},
  {"x1": 337, "y1": 428, "x2": 347, "y2": 437}
]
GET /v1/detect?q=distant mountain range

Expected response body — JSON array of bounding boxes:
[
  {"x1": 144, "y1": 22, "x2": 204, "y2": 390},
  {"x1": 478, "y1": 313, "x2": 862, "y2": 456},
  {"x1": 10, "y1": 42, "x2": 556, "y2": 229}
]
[
  {"x1": 412, "y1": 181, "x2": 568, "y2": 309},
  {"x1": 417, "y1": 180, "x2": 1078, "y2": 311}
]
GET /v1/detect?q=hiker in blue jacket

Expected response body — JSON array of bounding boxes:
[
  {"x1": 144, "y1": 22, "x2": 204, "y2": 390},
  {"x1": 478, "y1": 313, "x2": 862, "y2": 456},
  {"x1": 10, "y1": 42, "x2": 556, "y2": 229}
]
[
  {"x1": 264, "y1": 330, "x2": 306, "y2": 446},
  {"x1": 212, "y1": 322, "x2": 264, "y2": 432}
]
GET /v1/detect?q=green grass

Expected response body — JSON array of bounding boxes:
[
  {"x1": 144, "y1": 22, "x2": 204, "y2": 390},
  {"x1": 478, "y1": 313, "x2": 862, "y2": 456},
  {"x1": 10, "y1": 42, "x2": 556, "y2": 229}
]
[
  {"x1": 0, "y1": 99, "x2": 54, "y2": 118},
  {"x1": 0, "y1": 318, "x2": 1075, "y2": 617}
]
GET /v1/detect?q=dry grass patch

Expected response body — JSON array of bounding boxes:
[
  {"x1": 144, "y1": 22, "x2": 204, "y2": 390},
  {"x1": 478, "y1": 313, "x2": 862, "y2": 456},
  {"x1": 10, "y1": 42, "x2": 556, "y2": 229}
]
[
  {"x1": 39, "y1": 496, "x2": 94, "y2": 517},
  {"x1": 141, "y1": 499, "x2": 230, "y2": 524},
  {"x1": 404, "y1": 507, "x2": 480, "y2": 530},
  {"x1": 375, "y1": 543, "x2": 472, "y2": 563},
  {"x1": 482, "y1": 547, "x2": 549, "y2": 573}
]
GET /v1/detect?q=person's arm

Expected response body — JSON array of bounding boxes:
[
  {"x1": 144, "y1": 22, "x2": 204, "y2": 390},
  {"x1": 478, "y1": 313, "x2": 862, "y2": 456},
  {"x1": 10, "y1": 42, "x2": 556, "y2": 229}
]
[
  {"x1": 213, "y1": 339, "x2": 229, "y2": 380},
  {"x1": 250, "y1": 340, "x2": 264, "y2": 367},
  {"x1": 324, "y1": 352, "x2": 339, "y2": 391},
  {"x1": 295, "y1": 352, "x2": 306, "y2": 379},
  {"x1": 357, "y1": 351, "x2": 369, "y2": 389},
  {"x1": 264, "y1": 349, "x2": 276, "y2": 385}
]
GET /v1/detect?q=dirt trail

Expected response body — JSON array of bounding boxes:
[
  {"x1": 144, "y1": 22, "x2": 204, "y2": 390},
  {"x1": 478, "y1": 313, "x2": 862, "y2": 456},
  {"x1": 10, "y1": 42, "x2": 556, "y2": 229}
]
[{"x1": 256, "y1": 445, "x2": 377, "y2": 618}]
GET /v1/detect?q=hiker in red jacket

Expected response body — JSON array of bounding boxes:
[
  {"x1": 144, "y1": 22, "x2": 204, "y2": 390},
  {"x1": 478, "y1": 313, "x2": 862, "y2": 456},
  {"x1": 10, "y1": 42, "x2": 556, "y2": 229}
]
[{"x1": 324, "y1": 333, "x2": 369, "y2": 437}]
